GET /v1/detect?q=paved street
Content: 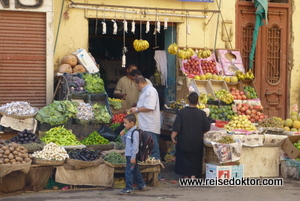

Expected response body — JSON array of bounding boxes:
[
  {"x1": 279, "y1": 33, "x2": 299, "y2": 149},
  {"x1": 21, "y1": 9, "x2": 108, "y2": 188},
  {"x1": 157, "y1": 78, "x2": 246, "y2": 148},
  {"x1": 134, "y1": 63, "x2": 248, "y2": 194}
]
[{"x1": 1, "y1": 162, "x2": 300, "y2": 201}]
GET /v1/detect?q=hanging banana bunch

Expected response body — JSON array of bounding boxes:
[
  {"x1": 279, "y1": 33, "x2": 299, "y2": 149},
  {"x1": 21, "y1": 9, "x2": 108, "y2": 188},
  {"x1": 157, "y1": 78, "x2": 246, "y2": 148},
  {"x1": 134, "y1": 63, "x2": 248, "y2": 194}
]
[
  {"x1": 178, "y1": 48, "x2": 194, "y2": 60},
  {"x1": 168, "y1": 43, "x2": 179, "y2": 55},
  {"x1": 133, "y1": 39, "x2": 149, "y2": 52},
  {"x1": 197, "y1": 48, "x2": 211, "y2": 59}
]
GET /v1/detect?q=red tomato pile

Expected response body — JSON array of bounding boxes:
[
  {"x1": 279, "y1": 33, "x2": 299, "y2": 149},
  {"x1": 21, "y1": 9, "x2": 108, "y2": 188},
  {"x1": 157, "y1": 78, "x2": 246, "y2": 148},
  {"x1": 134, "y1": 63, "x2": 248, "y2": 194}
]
[{"x1": 112, "y1": 113, "x2": 126, "y2": 123}]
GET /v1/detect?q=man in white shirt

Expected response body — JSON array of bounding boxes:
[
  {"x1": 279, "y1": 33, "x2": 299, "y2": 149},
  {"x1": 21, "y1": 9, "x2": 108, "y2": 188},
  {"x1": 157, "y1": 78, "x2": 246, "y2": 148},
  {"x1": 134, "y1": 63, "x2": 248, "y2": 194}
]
[{"x1": 129, "y1": 75, "x2": 161, "y2": 161}]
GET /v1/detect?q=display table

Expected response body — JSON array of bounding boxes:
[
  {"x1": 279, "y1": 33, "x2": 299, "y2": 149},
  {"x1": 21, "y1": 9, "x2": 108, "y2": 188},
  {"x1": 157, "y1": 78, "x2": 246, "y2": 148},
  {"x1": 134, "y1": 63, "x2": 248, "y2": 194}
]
[
  {"x1": 205, "y1": 146, "x2": 281, "y2": 177},
  {"x1": 113, "y1": 164, "x2": 161, "y2": 187}
]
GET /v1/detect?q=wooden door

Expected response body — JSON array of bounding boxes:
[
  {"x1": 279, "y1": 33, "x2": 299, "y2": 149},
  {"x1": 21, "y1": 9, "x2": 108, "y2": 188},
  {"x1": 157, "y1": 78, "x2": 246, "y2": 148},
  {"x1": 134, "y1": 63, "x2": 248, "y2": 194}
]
[{"x1": 236, "y1": 1, "x2": 290, "y2": 119}]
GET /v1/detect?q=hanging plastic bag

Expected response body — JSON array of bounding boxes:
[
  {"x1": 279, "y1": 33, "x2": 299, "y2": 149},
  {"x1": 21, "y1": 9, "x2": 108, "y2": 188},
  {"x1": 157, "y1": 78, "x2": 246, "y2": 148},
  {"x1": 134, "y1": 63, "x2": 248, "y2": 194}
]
[{"x1": 98, "y1": 124, "x2": 118, "y2": 141}]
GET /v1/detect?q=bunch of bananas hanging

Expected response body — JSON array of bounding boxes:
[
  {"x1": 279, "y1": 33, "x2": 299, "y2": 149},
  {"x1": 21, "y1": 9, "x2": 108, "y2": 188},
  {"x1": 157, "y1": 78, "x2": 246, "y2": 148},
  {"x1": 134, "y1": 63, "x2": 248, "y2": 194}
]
[
  {"x1": 199, "y1": 93, "x2": 208, "y2": 104},
  {"x1": 197, "y1": 48, "x2": 212, "y2": 59},
  {"x1": 133, "y1": 39, "x2": 149, "y2": 52},
  {"x1": 235, "y1": 70, "x2": 255, "y2": 81},
  {"x1": 178, "y1": 48, "x2": 195, "y2": 60},
  {"x1": 168, "y1": 43, "x2": 179, "y2": 55}
]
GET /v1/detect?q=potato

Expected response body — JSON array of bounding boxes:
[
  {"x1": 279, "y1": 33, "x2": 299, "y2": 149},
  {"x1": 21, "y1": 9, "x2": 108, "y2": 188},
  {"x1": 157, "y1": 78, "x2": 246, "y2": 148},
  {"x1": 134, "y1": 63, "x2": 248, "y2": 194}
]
[
  {"x1": 0, "y1": 149, "x2": 4, "y2": 154},
  {"x1": 4, "y1": 150, "x2": 10, "y2": 155},
  {"x1": 3, "y1": 154, "x2": 8, "y2": 158},
  {"x1": 8, "y1": 147, "x2": 14, "y2": 152},
  {"x1": 4, "y1": 158, "x2": 9, "y2": 163},
  {"x1": 2, "y1": 146, "x2": 8, "y2": 150},
  {"x1": 8, "y1": 153, "x2": 14, "y2": 160},
  {"x1": 15, "y1": 157, "x2": 23, "y2": 161},
  {"x1": 0, "y1": 161, "x2": 3, "y2": 164},
  {"x1": 10, "y1": 159, "x2": 16, "y2": 163},
  {"x1": 13, "y1": 151, "x2": 18, "y2": 155},
  {"x1": 21, "y1": 161, "x2": 26, "y2": 164}
]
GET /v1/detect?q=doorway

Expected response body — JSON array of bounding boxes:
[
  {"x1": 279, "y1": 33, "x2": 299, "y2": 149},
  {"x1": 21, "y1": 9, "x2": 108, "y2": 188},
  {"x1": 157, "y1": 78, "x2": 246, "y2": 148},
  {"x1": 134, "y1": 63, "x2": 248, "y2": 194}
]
[{"x1": 236, "y1": 1, "x2": 290, "y2": 119}]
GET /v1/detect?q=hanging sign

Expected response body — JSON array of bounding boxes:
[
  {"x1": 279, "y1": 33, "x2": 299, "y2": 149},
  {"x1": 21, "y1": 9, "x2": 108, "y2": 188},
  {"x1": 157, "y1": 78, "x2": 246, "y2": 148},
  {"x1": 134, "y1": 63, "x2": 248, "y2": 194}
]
[{"x1": 177, "y1": 0, "x2": 214, "y2": 2}]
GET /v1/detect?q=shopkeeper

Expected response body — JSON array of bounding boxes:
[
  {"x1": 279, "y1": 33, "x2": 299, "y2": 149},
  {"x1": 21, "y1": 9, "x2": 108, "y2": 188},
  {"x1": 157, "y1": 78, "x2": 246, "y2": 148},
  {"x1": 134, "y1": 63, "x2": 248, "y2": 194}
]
[{"x1": 113, "y1": 63, "x2": 139, "y2": 110}]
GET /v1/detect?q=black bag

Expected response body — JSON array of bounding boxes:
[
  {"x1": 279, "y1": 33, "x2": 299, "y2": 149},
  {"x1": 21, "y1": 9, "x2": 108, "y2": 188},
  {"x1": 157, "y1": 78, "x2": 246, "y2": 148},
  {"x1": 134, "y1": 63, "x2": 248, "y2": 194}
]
[
  {"x1": 131, "y1": 129, "x2": 154, "y2": 162},
  {"x1": 113, "y1": 122, "x2": 125, "y2": 136},
  {"x1": 98, "y1": 124, "x2": 118, "y2": 141}
]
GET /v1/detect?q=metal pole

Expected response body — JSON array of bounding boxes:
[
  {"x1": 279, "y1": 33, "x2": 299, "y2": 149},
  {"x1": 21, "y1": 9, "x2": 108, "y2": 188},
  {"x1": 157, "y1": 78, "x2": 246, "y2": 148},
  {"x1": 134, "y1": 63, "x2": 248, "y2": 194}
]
[{"x1": 214, "y1": 0, "x2": 222, "y2": 51}]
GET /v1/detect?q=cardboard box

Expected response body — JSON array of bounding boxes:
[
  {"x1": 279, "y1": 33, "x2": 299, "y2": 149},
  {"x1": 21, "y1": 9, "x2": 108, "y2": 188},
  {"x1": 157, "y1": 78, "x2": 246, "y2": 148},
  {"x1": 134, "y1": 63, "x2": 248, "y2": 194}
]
[
  {"x1": 282, "y1": 136, "x2": 300, "y2": 159},
  {"x1": 231, "y1": 165, "x2": 244, "y2": 179},
  {"x1": 72, "y1": 48, "x2": 99, "y2": 73},
  {"x1": 216, "y1": 49, "x2": 245, "y2": 76},
  {"x1": 206, "y1": 163, "x2": 232, "y2": 179}
]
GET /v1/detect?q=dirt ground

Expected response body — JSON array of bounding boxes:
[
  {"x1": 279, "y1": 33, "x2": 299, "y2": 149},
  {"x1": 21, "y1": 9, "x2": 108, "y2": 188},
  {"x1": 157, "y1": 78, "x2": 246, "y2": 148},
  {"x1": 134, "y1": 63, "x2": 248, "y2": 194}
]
[{"x1": 1, "y1": 162, "x2": 300, "y2": 201}]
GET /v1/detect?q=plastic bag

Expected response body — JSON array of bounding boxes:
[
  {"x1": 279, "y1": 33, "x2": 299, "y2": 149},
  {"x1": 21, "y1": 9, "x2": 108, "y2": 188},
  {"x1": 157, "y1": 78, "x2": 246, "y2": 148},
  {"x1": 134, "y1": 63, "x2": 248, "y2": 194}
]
[
  {"x1": 99, "y1": 124, "x2": 118, "y2": 141},
  {"x1": 113, "y1": 122, "x2": 125, "y2": 136}
]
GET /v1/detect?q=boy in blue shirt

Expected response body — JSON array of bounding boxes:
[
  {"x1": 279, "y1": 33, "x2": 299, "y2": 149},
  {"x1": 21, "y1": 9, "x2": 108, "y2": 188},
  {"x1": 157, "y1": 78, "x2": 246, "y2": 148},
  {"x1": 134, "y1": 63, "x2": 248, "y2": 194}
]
[{"x1": 119, "y1": 114, "x2": 147, "y2": 195}]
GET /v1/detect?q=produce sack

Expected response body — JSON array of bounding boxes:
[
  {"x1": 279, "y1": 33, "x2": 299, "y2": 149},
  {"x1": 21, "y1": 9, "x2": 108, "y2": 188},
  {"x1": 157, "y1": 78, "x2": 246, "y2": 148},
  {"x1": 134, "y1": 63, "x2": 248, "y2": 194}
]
[
  {"x1": 65, "y1": 157, "x2": 104, "y2": 170},
  {"x1": 211, "y1": 140, "x2": 242, "y2": 164},
  {"x1": 99, "y1": 124, "x2": 118, "y2": 141},
  {"x1": 0, "y1": 171, "x2": 27, "y2": 193},
  {"x1": 55, "y1": 164, "x2": 114, "y2": 187}
]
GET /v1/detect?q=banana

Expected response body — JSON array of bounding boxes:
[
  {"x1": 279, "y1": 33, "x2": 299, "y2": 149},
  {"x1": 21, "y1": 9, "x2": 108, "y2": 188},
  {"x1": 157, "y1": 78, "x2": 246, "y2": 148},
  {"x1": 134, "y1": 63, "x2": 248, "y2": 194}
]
[
  {"x1": 168, "y1": 43, "x2": 179, "y2": 55},
  {"x1": 133, "y1": 39, "x2": 150, "y2": 52},
  {"x1": 197, "y1": 50, "x2": 203, "y2": 59}
]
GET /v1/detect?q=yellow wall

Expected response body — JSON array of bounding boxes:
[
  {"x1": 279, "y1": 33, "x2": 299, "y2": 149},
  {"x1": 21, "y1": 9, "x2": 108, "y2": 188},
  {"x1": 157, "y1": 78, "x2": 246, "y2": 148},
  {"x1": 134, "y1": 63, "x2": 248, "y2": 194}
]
[
  {"x1": 53, "y1": 0, "x2": 300, "y2": 115},
  {"x1": 290, "y1": 1, "x2": 300, "y2": 113},
  {"x1": 53, "y1": 0, "x2": 236, "y2": 68}
]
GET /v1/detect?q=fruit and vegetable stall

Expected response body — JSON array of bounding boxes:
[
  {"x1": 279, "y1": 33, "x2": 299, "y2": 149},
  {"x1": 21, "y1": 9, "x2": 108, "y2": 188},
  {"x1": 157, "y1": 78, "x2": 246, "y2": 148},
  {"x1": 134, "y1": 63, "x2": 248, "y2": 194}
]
[
  {"x1": 163, "y1": 48, "x2": 300, "y2": 180},
  {"x1": 0, "y1": 49, "x2": 163, "y2": 194}
]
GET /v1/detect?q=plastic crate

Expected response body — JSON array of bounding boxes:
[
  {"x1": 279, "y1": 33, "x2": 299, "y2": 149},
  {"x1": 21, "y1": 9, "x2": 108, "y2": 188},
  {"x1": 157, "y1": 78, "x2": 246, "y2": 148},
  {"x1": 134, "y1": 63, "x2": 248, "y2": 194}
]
[
  {"x1": 68, "y1": 93, "x2": 90, "y2": 104},
  {"x1": 90, "y1": 93, "x2": 112, "y2": 118}
]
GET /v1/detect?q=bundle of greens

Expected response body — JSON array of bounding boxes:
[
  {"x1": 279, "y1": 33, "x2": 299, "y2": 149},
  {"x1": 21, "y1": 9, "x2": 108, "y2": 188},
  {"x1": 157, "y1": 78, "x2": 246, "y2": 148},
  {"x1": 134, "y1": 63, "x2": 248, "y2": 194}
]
[
  {"x1": 104, "y1": 152, "x2": 126, "y2": 164},
  {"x1": 81, "y1": 131, "x2": 110, "y2": 145},
  {"x1": 83, "y1": 73, "x2": 105, "y2": 94},
  {"x1": 92, "y1": 103, "x2": 111, "y2": 123},
  {"x1": 35, "y1": 100, "x2": 78, "y2": 125},
  {"x1": 108, "y1": 97, "x2": 122, "y2": 109}
]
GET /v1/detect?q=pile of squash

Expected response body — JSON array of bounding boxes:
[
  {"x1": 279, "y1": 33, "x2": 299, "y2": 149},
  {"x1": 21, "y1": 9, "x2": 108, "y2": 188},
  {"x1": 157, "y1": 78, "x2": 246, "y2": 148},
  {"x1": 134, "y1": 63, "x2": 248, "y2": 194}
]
[{"x1": 58, "y1": 55, "x2": 87, "y2": 74}]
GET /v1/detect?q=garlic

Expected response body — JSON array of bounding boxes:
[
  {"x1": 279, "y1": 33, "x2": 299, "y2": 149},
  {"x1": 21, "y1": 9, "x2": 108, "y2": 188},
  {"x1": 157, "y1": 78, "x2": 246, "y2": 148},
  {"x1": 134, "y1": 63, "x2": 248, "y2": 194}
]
[
  {"x1": 145, "y1": 20, "x2": 150, "y2": 33},
  {"x1": 102, "y1": 21, "x2": 106, "y2": 34},
  {"x1": 112, "y1": 20, "x2": 117, "y2": 35},
  {"x1": 164, "y1": 18, "x2": 168, "y2": 30},
  {"x1": 131, "y1": 21, "x2": 135, "y2": 34},
  {"x1": 32, "y1": 142, "x2": 69, "y2": 161},
  {"x1": 156, "y1": 21, "x2": 161, "y2": 33},
  {"x1": 123, "y1": 20, "x2": 128, "y2": 33}
]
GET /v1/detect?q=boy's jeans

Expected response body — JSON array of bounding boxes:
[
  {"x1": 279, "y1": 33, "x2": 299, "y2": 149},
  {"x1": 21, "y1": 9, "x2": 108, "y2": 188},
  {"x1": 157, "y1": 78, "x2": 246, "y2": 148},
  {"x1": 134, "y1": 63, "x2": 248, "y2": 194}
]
[{"x1": 124, "y1": 156, "x2": 145, "y2": 190}]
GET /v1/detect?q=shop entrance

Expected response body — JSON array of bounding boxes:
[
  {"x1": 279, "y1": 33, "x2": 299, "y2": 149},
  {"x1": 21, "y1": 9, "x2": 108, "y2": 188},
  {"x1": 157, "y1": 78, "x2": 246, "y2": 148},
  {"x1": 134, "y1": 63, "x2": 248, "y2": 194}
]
[
  {"x1": 88, "y1": 19, "x2": 175, "y2": 108},
  {"x1": 236, "y1": 1, "x2": 290, "y2": 119}
]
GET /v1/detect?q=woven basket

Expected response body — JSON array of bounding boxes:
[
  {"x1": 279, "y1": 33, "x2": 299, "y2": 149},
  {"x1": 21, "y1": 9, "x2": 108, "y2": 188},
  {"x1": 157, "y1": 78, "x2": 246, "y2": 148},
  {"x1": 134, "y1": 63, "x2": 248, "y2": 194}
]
[
  {"x1": 0, "y1": 108, "x2": 39, "y2": 119},
  {"x1": 86, "y1": 144, "x2": 114, "y2": 151},
  {"x1": 33, "y1": 158, "x2": 65, "y2": 166},
  {"x1": 104, "y1": 161, "x2": 126, "y2": 168}
]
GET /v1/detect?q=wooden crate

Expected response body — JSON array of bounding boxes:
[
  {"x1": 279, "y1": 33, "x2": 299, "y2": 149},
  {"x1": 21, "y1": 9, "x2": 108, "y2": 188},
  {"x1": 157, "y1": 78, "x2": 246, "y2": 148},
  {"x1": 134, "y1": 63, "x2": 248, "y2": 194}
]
[
  {"x1": 190, "y1": 80, "x2": 215, "y2": 97},
  {"x1": 210, "y1": 80, "x2": 229, "y2": 93},
  {"x1": 225, "y1": 81, "x2": 244, "y2": 92}
]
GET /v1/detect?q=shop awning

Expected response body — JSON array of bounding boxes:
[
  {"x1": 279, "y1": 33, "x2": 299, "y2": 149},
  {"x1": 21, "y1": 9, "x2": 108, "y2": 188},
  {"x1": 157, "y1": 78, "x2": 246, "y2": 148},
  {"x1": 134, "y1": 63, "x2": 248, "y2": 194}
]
[{"x1": 249, "y1": 0, "x2": 268, "y2": 69}]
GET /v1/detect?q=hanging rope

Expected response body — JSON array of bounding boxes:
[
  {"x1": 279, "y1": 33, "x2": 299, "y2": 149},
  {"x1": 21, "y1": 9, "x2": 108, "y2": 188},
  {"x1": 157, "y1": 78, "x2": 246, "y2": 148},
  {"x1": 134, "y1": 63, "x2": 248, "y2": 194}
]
[
  {"x1": 95, "y1": 8, "x2": 98, "y2": 35},
  {"x1": 213, "y1": 0, "x2": 222, "y2": 51}
]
